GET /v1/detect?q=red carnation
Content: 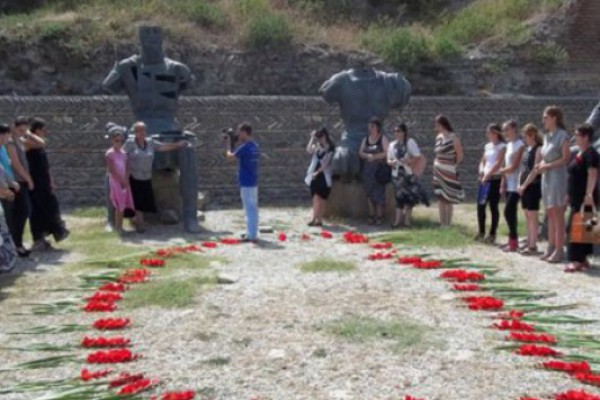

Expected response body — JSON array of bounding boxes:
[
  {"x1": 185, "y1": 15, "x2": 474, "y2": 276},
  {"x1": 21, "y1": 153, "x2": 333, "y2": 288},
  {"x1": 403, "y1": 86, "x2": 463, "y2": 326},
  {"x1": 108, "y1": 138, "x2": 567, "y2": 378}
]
[
  {"x1": 440, "y1": 269, "x2": 485, "y2": 282},
  {"x1": 542, "y1": 360, "x2": 591, "y2": 374},
  {"x1": 453, "y1": 284, "x2": 481, "y2": 291},
  {"x1": 159, "y1": 391, "x2": 196, "y2": 400},
  {"x1": 278, "y1": 233, "x2": 287, "y2": 242},
  {"x1": 555, "y1": 390, "x2": 600, "y2": 400},
  {"x1": 82, "y1": 336, "x2": 131, "y2": 348},
  {"x1": 574, "y1": 372, "x2": 600, "y2": 387},
  {"x1": 219, "y1": 238, "x2": 240, "y2": 245},
  {"x1": 118, "y1": 378, "x2": 157, "y2": 395},
  {"x1": 516, "y1": 344, "x2": 560, "y2": 357},
  {"x1": 93, "y1": 318, "x2": 131, "y2": 331},
  {"x1": 405, "y1": 396, "x2": 426, "y2": 400},
  {"x1": 109, "y1": 372, "x2": 146, "y2": 388},
  {"x1": 368, "y1": 251, "x2": 395, "y2": 261},
  {"x1": 140, "y1": 258, "x2": 166, "y2": 267},
  {"x1": 300, "y1": 233, "x2": 311, "y2": 241},
  {"x1": 343, "y1": 231, "x2": 369, "y2": 244},
  {"x1": 88, "y1": 291, "x2": 123, "y2": 302},
  {"x1": 413, "y1": 260, "x2": 443, "y2": 269},
  {"x1": 320, "y1": 231, "x2": 333, "y2": 239},
  {"x1": 370, "y1": 242, "x2": 392, "y2": 250},
  {"x1": 86, "y1": 348, "x2": 138, "y2": 364},
  {"x1": 84, "y1": 300, "x2": 117, "y2": 313},
  {"x1": 118, "y1": 269, "x2": 151, "y2": 284},
  {"x1": 99, "y1": 282, "x2": 127, "y2": 292},
  {"x1": 202, "y1": 241, "x2": 219, "y2": 248},
  {"x1": 80, "y1": 368, "x2": 112, "y2": 381},
  {"x1": 463, "y1": 296, "x2": 504, "y2": 311},
  {"x1": 397, "y1": 256, "x2": 422, "y2": 265},
  {"x1": 507, "y1": 332, "x2": 557, "y2": 344},
  {"x1": 493, "y1": 319, "x2": 535, "y2": 332}
]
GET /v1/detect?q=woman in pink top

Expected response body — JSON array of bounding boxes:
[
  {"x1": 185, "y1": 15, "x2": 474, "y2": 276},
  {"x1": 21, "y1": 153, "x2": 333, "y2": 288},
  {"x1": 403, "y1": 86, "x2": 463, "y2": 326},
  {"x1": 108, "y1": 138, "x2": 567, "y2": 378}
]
[{"x1": 105, "y1": 123, "x2": 135, "y2": 233}]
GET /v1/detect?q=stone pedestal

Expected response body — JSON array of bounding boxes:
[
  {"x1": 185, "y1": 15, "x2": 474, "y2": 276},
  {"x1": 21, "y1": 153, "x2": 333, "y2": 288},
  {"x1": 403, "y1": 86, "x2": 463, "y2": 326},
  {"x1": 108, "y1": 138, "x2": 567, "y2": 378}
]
[
  {"x1": 324, "y1": 181, "x2": 397, "y2": 220},
  {"x1": 149, "y1": 170, "x2": 181, "y2": 225}
]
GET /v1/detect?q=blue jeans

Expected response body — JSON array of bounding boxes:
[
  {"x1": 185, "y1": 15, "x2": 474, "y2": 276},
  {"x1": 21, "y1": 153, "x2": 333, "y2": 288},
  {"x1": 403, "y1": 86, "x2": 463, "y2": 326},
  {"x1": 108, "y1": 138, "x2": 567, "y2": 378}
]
[{"x1": 240, "y1": 186, "x2": 259, "y2": 240}]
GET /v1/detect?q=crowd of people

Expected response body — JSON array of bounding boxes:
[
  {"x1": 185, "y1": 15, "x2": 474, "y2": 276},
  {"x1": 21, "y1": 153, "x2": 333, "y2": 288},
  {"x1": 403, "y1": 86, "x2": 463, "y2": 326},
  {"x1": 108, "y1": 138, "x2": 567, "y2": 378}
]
[
  {"x1": 302, "y1": 106, "x2": 597, "y2": 274},
  {"x1": 0, "y1": 117, "x2": 69, "y2": 273}
]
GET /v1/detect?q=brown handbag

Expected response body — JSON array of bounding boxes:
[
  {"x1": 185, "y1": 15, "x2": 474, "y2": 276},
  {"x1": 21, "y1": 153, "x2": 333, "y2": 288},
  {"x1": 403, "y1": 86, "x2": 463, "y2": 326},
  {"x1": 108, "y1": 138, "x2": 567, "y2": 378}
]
[{"x1": 570, "y1": 204, "x2": 600, "y2": 244}]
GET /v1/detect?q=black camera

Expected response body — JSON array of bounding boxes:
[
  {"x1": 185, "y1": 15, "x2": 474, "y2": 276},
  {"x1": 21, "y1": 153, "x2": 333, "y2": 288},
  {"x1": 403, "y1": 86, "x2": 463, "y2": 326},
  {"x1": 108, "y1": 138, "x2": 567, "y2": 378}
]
[{"x1": 222, "y1": 128, "x2": 238, "y2": 145}]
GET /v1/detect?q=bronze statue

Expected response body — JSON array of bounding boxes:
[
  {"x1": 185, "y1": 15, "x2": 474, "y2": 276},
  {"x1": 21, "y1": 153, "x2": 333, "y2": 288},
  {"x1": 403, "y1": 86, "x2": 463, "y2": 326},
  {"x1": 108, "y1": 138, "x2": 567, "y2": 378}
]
[
  {"x1": 102, "y1": 25, "x2": 200, "y2": 233},
  {"x1": 319, "y1": 67, "x2": 412, "y2": 181}
]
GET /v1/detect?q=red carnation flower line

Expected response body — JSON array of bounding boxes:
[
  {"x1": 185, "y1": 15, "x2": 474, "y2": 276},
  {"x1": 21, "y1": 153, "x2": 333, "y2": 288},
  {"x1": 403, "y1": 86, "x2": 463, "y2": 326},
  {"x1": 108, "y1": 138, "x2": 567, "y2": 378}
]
[
  {"x1": 463, "y1": 296, "x2": 504, "y2": 311},
  {"x1": 109, "y1": 372, "x2": 146, "y2": 388},
  {"x1": 84, "y1": 300, "x2": 117, "y2": 313},
  {"x1": 370, "y1": 242, "x2": 393, "y2": 250},
  {"x1": 87, "y1": 348, "x2": 138, "y2": 364},
  {"x1": 516, "y1": 344, "x2": 560, "y2": 357},
  {"x1": 574, "y1": 372, "x2": 600, "y2": 387},
  {"x1": 493, "y1": 319, "x2": 535, "y2": 332},
  {"x1": 440, "y1": 269, "x2": 485, "y2": 282},
  {"x1": 140, "y1": 258, "x2": 166, "y2": 267},
  {"x1": 82, "y1": 336, "x2": 131, "y2": 348},
  {"x1": 542, "y1": 360, "x2": 591, "y2": 374},
  {"x1": 118, "y1": 378, "x2": 158, "y2": 395},
  {"x1": 555, "y1": 390, "x2": 600, "y2": 400},
  {"x1": 80, "y1": 368, "x2": 112, "y2": 381},
  {"x1": 154, "y1": 390, "x2": 196, "y2": 400},
  {"x1": 507, "y1": 332, "x2": 557, "y2": 344},
  {"x1": 119, "y1": 269, "x2": 151, "y2": 284},
  {"x1": 99, "y1": 282, "x2": 127, "y2": 292},
  {"x1": 343, "y1": 231, "x2": 369, "y2": 244},
  {"x1": 368, "y1": 251, "x2": 395, "y2": 261},
  {"x1": 87, "y1": 291, "x2": 123, "y2": 302},
  {"x1": 93, "y1": 318, "x2": 131, "y2": 331},
  {"x1": 453, "y1": 284, "x2": 481, "y2": 291},
  {"x1": 320, "y1": 231, "x2": 333, "y2": 239}
]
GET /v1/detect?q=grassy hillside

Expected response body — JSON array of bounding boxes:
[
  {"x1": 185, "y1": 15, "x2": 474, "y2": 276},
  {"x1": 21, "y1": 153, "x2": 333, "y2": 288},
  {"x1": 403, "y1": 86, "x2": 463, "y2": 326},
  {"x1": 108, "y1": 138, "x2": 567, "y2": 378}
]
[{"x1": 0, "y1": 0, "x2": 567, "y2": 68}]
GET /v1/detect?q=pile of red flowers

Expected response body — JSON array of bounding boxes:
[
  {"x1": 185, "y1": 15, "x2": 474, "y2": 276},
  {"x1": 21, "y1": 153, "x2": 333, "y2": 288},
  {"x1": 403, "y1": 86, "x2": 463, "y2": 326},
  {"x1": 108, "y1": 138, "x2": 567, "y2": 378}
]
[
  {"x1": 370, "y1": 242, "x2": 393, "y2": 250},
  {"x1": 320, "y1": 231, "x2": 333, "y2": 239},
  {"x1": 82, "y1": 336, "x2": 131, "y2": 348},
  {"x1": 109, "y1": 372, "x2": 146, "y2": 388},
  {"x1": 119, "y1": 378, "x2": 157, "y2": 395},
  {"x1": 555, "y1": 390, "x2": 600, "y2": 400},
  {"x1": 453, "y1": 284, "x2": 481, "y2": 291},
  {"x1": 88, "y1": 291, "x2": 123, "y2": 302},
  {"x1": 343, "y1": 231, "x2": 369, "y2": 243},
  {"x1": 118, "y1": 269, "x2": 151, "y2": 284},
  {"x1": 397, "y1": 256, "x2": 422, "y2": 265},
  {"x1": 440, "y1": 269, "x2": 485, "y2": 282},
  {"x1": 507, "y1": 332, "x2": 557, "y2": 344},
  {"x1": 412, "y1": 260, "x2": 443, "y2": 269},
  {"x1": 368, "y1": 251, "x2": 395, "y2": 261},
  {"x1": 99, "y1": 282, "x2": 127, "y2": 292},
  {"x1": 493, "y1": 319, "x2": 535, "y2": 332},
  {"x1": 87, "y1": 348, "x2": 138, "y2": 364},
  {"x1": 463, "y1": 296, "x2": 504, "y2": 311},
  {"x1": 80, "y1": 368, "x2": 112, "y2": 381},
  {"x1": 574, "y1": 372, "x2": 600, "y2": 387},
  {"x1": 84, "y1": 300, "x2": 117, "y2": 313},
  {"x1": 93, "y1": 318, "x2": 131, "y2": 331},
  {"x1": 140, "y1": 258, "x2": 166, "y2": 267},
  {"x1": 542, "y1": 361, "x2": 591, "y2": 374},
  {"x1": 155, "y1": 390, "x2": 196, "y2": 400},
  {"x1": 516, "y1": 344, "x2": 560, "y2": 357}
]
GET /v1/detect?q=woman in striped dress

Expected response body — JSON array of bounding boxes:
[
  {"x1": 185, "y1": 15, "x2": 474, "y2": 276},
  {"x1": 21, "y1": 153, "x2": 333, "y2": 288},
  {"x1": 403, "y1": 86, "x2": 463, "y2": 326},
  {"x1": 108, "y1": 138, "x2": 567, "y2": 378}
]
[{"x1": 433, "y1": 115, "x2": 464, "y2": 226}]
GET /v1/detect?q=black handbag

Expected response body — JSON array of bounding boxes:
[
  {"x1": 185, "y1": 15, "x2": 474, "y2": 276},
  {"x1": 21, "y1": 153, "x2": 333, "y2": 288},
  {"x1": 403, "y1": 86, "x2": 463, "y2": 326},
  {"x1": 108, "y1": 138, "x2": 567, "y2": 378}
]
[{"x1": 375, "y1": 163, "x2": 392, "y2": 185}]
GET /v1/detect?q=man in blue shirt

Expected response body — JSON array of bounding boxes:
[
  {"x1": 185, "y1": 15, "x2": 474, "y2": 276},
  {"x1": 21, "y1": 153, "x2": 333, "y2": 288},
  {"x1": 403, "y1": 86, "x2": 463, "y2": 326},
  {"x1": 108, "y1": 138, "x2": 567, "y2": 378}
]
[{"x1": 226, "y1": 123, "x2": 260, "y2": 242}]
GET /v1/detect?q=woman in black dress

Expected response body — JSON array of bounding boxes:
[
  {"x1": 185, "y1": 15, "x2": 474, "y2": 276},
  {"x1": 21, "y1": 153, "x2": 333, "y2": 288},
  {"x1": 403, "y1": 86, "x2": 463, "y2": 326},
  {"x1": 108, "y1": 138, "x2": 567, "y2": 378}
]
[
  {"x1": 565, "y1": 124, "x2": 599, "y2": 273},
  {"x1": 305, "y1": 127, "x2": 334, "y2": 227},
  {"x1": 26, "y1": 118, "x2": 69, "y2": 251}
]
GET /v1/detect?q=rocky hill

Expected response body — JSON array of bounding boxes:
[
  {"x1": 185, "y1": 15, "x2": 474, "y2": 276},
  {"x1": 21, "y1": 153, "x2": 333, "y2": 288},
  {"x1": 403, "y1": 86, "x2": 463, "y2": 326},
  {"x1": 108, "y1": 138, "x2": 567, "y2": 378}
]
[{"x1": 0, "y1": 0, "x2": 595, "y2": 96}]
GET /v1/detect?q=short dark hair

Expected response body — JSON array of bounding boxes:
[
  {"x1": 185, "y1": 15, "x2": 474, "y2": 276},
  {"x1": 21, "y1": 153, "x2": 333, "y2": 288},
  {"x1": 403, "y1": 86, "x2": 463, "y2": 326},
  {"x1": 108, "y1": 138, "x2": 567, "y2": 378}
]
[
  {"x1": 369, "y1": 117, "x2": 382, "y2": 132},
  {"x1": 14, "y1": 116, "x2": 29, "y2": 127},
  {"x1": 487, "y1": 123, "x2": 505, "y2": 142},
  {"x1": 29, "y1": 117, "x2": 46, "y2": 133},
  {"x1": 503, "y1": 119, "x2": 518, "y2": 131},
  {"x1": 0, "y1": 123, "x2": 10, "y2": 135},
  {"x1": 575, "y1": 123, "x2": 594, "y2": 141},
  {"x1": 435, "y1": 115, "x2": 454, "y2": 132},
  {"x1": 239, "y1": 123, "x2": 252, "y2": 135}
]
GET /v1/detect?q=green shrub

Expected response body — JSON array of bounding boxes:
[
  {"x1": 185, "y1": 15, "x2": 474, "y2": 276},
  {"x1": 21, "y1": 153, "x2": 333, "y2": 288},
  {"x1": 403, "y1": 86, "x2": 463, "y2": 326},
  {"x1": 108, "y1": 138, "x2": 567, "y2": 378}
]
[
  {"x1": 245, "y1": 12, "x2": 293, "y2": 50},
  {"x1": 236, "y1": 0, "x2": 269, "y2": 18},
  {"x1": 173, "y1": 0, "x2": 227, "y2": 28},
  {"x1": 38, "y1": 22, "x2": 69, "y2": 40},
  {"x1": 363, "y1": 25, "x2": 429, "y2": 68}
]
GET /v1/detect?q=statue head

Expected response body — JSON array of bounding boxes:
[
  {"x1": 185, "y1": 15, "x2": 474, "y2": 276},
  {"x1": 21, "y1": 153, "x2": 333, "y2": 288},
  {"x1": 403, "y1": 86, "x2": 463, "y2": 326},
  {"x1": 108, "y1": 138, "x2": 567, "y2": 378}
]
[{"x1": 139, "y1": 25, "x2": 164, "y2": 64}]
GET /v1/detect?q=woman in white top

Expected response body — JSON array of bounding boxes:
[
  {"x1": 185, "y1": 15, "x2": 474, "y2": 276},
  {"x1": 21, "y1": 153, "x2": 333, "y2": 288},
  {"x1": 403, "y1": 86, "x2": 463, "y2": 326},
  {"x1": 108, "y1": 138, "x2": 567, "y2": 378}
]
[
  {"x1": 387, "y1": 123, "x2": 429, "y2": 228},
  {"x1": 476, "y1": 123, "x2": 506, "y2": 244},
  {"x1": 305, "y1": 127, "x2": 334, "y2": 227},
  {"x1": 499, "y1": 120, "x2": 525, "y2": 252}
]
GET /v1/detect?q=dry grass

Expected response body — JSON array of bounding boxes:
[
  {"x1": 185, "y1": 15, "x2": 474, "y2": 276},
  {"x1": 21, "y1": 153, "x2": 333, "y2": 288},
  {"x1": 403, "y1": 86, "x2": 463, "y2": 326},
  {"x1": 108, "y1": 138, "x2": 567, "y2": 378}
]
[{"x1": 299, "y1": 258, "x2": 357, "y2": 273}]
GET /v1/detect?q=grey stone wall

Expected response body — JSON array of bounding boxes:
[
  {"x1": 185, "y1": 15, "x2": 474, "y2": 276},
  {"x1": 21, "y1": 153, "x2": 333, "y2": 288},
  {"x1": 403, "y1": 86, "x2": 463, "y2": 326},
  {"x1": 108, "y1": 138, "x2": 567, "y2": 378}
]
[{"x1": 0, "y1": 96, "x2": 596, "y2": 208}]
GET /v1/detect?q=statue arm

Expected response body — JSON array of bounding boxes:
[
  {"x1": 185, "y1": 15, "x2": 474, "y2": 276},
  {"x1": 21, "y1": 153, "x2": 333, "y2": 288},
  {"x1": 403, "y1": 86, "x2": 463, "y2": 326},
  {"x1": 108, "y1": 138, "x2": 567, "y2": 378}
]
[
  {"x1": 387, "y1": 74, "x2": 412, "y2": 109},
  {"x1": 319, "y1": 72, "x2": 345, "y2": 104},
  {"x1": 102, "y1": 62, "x2": 125, "y2": 94}
]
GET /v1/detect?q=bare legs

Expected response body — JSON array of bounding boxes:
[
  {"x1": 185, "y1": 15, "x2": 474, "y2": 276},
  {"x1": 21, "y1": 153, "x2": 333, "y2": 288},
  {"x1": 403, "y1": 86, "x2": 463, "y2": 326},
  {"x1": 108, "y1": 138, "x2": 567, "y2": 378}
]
[
  {"x1": 542, "y1": 206, "x2": 565, "y2": 261},
  {"x1": 438, "y1": 198, "x2": 453, "y2": 226},
  {"x1": 114, "y1": 210, "x2": 124, "y2": 233},
  {"x1": 310, "y1": 195, "x2": 327, "y2": 225},
  {"x1": 526, "y1": 210, "x2": 539, "y2": 250}
]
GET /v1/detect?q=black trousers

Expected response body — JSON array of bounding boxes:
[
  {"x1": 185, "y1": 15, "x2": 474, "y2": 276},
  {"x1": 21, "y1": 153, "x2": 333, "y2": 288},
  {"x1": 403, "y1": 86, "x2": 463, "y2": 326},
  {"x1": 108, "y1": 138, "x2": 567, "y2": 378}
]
[
  {"x1": 9, "y1": 183, "x2": 31, "y2": 248},
  {"x1": 477, "y1": 179, "x2": 501, "y2": 236},
  {"x1": 504, "y1": 192, "x2": 520, "y2": 240}
]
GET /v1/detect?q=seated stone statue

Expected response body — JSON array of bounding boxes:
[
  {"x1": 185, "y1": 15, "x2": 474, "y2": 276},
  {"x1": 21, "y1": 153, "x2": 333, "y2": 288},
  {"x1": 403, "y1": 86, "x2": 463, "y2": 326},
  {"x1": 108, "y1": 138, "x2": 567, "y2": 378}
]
[
  {"x1": 319, "y1": 67, "x2": 411, "y2": 181},
  {"x1": 101, "y1": 25, "x2": 200, "y2": 232}
]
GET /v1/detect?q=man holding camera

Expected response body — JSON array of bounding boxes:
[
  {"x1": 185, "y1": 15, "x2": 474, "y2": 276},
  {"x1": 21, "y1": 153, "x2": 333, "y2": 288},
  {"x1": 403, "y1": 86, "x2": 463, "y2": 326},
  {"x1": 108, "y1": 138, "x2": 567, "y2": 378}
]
[{"x1": 225, "y1": 123, "x2": 260, "y2": 242}]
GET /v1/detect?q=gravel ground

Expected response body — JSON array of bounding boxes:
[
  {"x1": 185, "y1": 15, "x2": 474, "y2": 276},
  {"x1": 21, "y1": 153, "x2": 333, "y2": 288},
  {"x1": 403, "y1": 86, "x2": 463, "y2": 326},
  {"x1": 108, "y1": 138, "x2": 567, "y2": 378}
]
[{"x1": 1, "y1": 206, "x2": 600, "y2": 400}]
